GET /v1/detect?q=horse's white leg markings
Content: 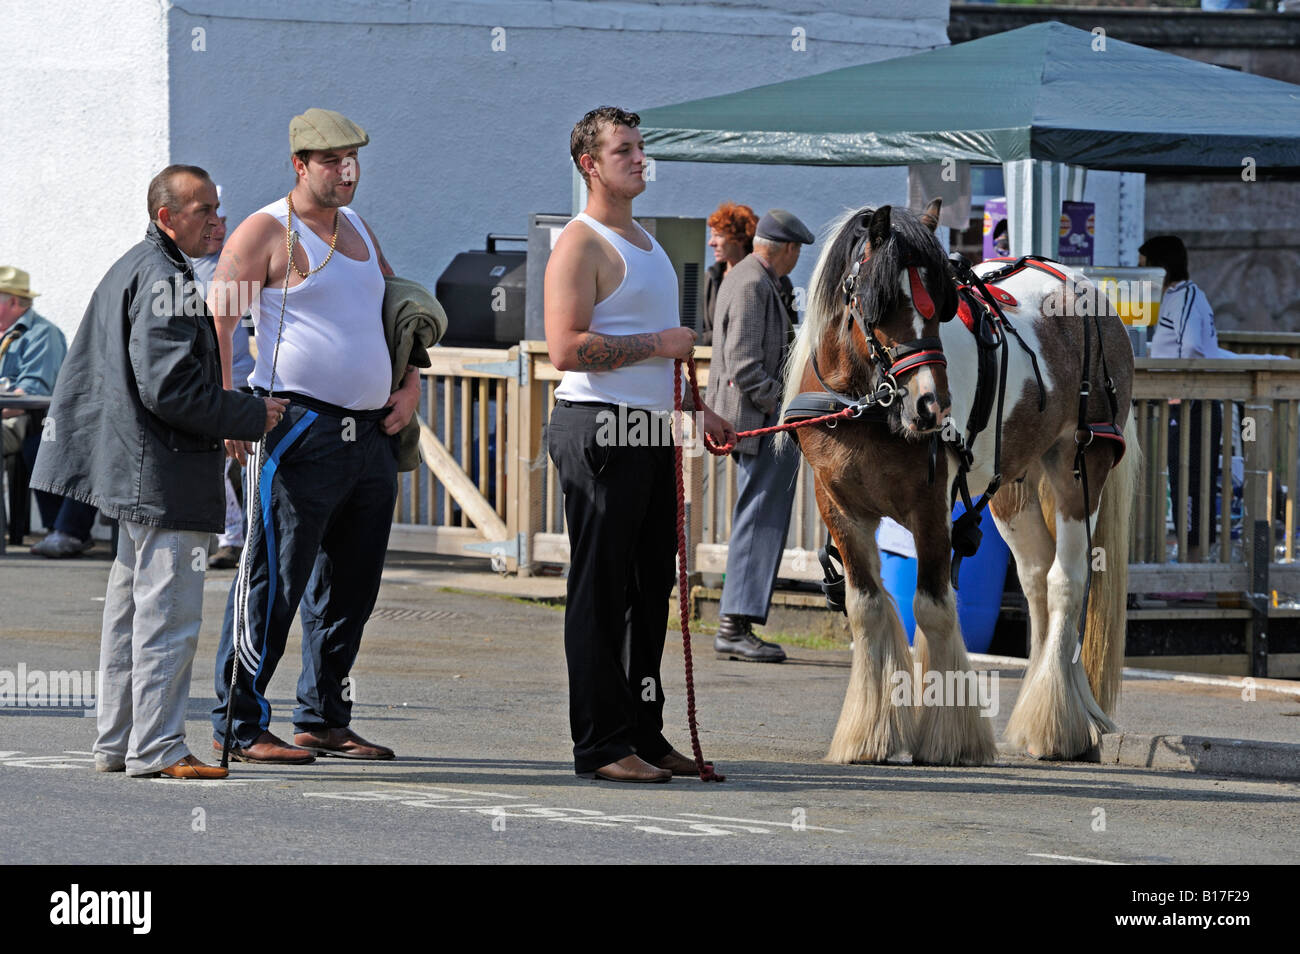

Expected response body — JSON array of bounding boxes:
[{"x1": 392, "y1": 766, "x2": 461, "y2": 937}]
[
  {"x1": 990, "y1": 504, "x2": 1055, "y2": 684},
  {"x1": 1006, "y1": 515, "x2": 1115, "y2": 759},
  {"x1": 827, "y1": 523, "x2": 916, "y2": 764},
  {"x1": 911, "y1": 588, "x2": 997, "y2": 765}
]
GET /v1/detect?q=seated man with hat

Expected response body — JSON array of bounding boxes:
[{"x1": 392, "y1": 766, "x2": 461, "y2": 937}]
[{"x1": 1, "y1": 267, "x2": 65, "y2": 460}]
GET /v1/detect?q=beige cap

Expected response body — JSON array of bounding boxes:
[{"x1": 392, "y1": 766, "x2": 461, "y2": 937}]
[
  {"x1": 0, "y1": 266, "x2": 38, "y2": 299},
  {"x1": 289, "y1": 108, "x2": 369, "y2": 153}
]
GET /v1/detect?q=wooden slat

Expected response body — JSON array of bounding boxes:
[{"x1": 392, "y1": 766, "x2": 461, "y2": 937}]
[
  {"x1": 1286, "y1": 401, "x2": 1298, "y2": 563},
  {"x1": 532, "y1": 532, "x2": 570, "y2": 564},
  {"x1": 695, "y1": 543, "x2": 823, "y2": 581},
  {"x1": 477, "y1": 377, "x2": 489, "y2": 498},
  {"x1": 1221, "y1": 400, "x2": 1234, "y2": 562},
  {"x1": 442, "y1": 377, "x2": 452, "y2": 526},
  {"x1": 415, "y1": 414, "x2": 509, "y2": 541},
  {"x1": 388, "y1": 524, "x2": 492, "y2": 555},
  {"x1": 495, "y1": 379, "x2": 506, "y2": 517},
  {"x1": 426, "y1": 374, "x2": 436, "y2": 522},
  {"x1": 1176, "y1": 401, "x2": 1189, "y2": 560},
  {"x1": 422, "y1": 347, "x2": 527, "y2": 377},
  {"x1": 459, "y1": 378, "x2": 471, "y2": 528},
  {"x1": 1164, "y1": 405, "x2": 1175, "y2": 566},
  {"x1": 1197, "y1": 399, "x2": 1212, "y2": 562},
  {"x1": 1134, "y1": 400, "x2": 1149, "y2": 562}
]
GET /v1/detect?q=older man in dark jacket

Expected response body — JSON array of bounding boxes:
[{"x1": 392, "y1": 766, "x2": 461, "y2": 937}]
[
  {"x1": 32, "y1": 164, "x2": 282, "y2": 779},
  {"x1": 706, "y1": 209, "x2": 814, "y2": 662}
]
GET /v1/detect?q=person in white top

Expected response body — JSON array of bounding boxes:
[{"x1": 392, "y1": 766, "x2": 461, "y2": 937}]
[
  {"x1": 205, "y1": 108, "x2": 417, "y2": 764},
  {"x1": 546, "y1": 106, "x2": 735, "y2": 783}
]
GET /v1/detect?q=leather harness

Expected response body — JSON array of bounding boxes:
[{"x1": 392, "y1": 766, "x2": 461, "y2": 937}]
[{"x1": 785, "y1": 251, "x2": 1126, "y2": 617}]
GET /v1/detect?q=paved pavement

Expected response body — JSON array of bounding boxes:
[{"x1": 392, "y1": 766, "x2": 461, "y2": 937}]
[{"x1": 1, "y1": 547, "x2": 1297, "y2": 864}]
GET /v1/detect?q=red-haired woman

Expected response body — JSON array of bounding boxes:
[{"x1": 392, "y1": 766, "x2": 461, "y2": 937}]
[{"x1": 702, "y1": 202, "x2": 758, "y2": 344}]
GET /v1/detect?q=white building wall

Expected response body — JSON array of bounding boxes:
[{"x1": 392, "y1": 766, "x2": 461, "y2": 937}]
[
  {"x1": 1, "y1": 0, "x2": 171, "y2": 338},
  {"x1": 6, "y1": 0, "x2": 948, "y2": 336}
]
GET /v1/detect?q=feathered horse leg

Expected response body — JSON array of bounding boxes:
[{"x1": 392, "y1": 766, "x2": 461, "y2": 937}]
[{"x1": 815, "y1": 479, "x2": 917, "y2": 764}]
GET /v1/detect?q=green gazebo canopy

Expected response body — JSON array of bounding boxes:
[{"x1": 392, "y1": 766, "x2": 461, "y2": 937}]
[{"x1": 638, "y1": 21, "x2": 1300, "y2": 173}]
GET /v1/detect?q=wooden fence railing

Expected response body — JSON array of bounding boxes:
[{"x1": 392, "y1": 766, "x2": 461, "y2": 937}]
[{"x1": 393, "y1": 342, "x2": 1300, "y2": 677}]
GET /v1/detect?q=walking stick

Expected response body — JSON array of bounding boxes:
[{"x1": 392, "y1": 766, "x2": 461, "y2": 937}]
[{"x1": 221, "y1": 228, "x2": 297, "y2": 768}]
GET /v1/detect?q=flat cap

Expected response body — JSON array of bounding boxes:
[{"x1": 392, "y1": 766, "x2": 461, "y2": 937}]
[
  {"x1": 756, "y1": 209, "x2": 814, "y2": 245},
  {"x1": 289, "y1": 108, "x2": 369, "y2": 153}
]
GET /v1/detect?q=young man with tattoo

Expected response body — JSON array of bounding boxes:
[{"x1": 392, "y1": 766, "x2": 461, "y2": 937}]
[{"x1": 545, "y1": 106, "x2": 737, "y2": 782}]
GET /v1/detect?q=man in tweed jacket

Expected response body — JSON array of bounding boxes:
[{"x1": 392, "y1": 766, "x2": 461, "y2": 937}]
[{"x1": 706, "y1": 210, "x2": 814, "y2": 662}]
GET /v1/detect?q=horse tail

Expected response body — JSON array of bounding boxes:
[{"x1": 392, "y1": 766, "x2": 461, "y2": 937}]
[
  {"x1": 779, "y1": 207, "x2": 872, "y2": 434},
  {"x1": 1081, "y1": 413, "x2": 1140, "y2": 715}
]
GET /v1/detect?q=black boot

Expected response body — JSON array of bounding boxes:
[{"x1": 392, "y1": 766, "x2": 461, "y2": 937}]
[{"x1": 714, "y1": 614, "x2": 787, "y2": 663}]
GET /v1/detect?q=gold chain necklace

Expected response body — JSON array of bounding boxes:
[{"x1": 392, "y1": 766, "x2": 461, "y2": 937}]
[{"x1": 285, "y1": 193, "x2": 340, "y2": 278}]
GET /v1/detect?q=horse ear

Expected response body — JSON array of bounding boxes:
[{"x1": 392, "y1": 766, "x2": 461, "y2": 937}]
[
  {"x1": 868, "y1": 205, "x2": 892, "y2": 249},
  {"x1": 920, "y1": 198, "x2": 942, "y2": 232}
]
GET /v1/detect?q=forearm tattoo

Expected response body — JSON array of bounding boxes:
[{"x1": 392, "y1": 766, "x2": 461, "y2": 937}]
[{"x1": 574, "y1": 331, "x2": 660, "y2": 371}]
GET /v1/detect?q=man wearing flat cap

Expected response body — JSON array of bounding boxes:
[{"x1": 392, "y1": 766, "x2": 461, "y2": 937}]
[
  {"x1": 706, "y1": 209, "x2": 815, "y2": 662},
  {"x1": 207, "y1": 108, "x2": 419, "y2": 764}
]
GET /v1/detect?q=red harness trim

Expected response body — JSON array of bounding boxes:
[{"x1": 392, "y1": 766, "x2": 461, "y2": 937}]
[
  {"x1": 907, "y1": 266, "x2": 935, "y2": 320},
  {"x1": 1080, "y1": 421, "x2": 1127, "y2": 465},
  {"x1": 982, "y1": 256, "x2": 1071, "y2": 284},
  {"x1": 956, "y1": 298, "x2": 976, "y2": 334},
  {"x1": 890, "y1": 349, "x2": 947, "y2": 377}
]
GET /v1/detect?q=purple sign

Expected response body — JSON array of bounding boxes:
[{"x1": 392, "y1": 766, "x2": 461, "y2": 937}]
[
  {"x1": 1058, "y1": 200, "x2": 1095, "y2": 266},
  {"x1": 982, "y1": 197, "x2": 1007, "y2": 262}
]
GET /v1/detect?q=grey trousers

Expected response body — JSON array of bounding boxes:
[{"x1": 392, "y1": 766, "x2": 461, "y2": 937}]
[
  {"x1": 94, "y1": 519, "x2": 208, "y2": 775},
  {"x1": 720, "y1": 427, "x2": 801, "y2": 623}
]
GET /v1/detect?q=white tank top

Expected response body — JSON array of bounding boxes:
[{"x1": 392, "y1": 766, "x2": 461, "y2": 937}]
[
  {"x1": 247, "y1": 197, "x2": 391, "y2": 410},
  {"x1": 553, "y1": 212, "x2": 679, "y2": 410}
]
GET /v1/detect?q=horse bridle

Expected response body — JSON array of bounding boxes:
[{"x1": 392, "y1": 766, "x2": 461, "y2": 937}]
[{"x1": 828, "y1": 229, "x2": 955, "y2": 406}]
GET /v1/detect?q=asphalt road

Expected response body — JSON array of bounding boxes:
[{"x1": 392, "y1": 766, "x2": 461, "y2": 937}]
[{"x1": 2, "y1": 549, "x2": 1297, "y2": 865}]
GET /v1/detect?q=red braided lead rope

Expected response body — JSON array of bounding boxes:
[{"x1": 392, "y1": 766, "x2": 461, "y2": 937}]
[
  {"x1": 682, "y1": 357, "x2": 859, "y2": 457},
  {"x1": 674, "y1": 358, "x2": 723, "y2": 782},
  {"x1": 670, "y1": 357, "x2": 862, "y2": 782}
]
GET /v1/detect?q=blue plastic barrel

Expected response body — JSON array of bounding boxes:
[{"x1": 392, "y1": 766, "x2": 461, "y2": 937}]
[{"x1": 876, "y1": 502, "x2": 1011, "y2": 653}]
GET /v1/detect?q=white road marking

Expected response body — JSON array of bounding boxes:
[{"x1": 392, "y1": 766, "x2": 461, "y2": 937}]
[
  {"x1": 1028, "y1": 852, "x2": 1126, "y2": 865},
  {"x1": 304, "y1": 786, "x2": 848, "y2": 838},
  {"x1": 678, "y1": 812, "x2": 847, "y2": 833}
]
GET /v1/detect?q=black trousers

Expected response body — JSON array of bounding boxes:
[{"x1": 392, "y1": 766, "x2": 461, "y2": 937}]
[
  {"x1": 548, "y1": 401, "x2": 675, "y2": 774},
  {"x1": 210, "y1": 395, "x2": 398, "y2": 746},
  {"x1": 1168, "y1": 400, "x2": 1224, "y2": 549}
]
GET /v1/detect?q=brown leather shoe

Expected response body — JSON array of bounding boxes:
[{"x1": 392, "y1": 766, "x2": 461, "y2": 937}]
[
  {"x1": 158, "y1": 755, "x2": 229, "y2": 780},
  {"x1": 578, "y1": 754, "x2": 671, "y2": 783},
  {"x1": 651, "y1": 748, "x2": 712, "y2": 777},
  {"x1": 214, "y1": 731, "x2": 316, "y2": 764},
  {"x1": 293, "y1": 727, "x2": 395, "y2": 760}
]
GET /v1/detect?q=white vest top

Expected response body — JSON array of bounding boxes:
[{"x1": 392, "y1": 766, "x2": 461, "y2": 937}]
[
  {"x1": 248, "y1": 198, "x2": 391, "y2": 410},
  {"x1": 553, "y1": 212, "x2": 679, "y2": 410}
]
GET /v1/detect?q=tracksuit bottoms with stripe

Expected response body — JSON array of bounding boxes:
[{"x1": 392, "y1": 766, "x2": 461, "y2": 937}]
[{"x1": 211, "y1": 393, "x2": 397, "y2": 747}]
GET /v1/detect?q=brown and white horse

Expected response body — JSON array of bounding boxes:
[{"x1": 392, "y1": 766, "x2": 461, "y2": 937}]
[{"x1": 783, "y1": 201, "x2": 1139, "y2": 765}]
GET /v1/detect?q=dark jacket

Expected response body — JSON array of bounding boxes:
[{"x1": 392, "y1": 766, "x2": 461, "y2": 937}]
[
  {"x1": 381, "y1": 275, "x2": 447, "y2": 472},
  {"x1": 704, "y1": 253, "x2": 794, "y2": 455},
  {"x1": 31, "y1": 224, "x2": 266, "y2": 531}
]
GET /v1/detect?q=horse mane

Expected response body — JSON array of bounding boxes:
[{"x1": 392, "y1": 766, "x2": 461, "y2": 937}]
[
  {"x1": 781, "y1": 203, "x2": 955, "y2": 418},
  {"x1": 781, "y1": 206, "x2": 870, "y2": 418}
]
